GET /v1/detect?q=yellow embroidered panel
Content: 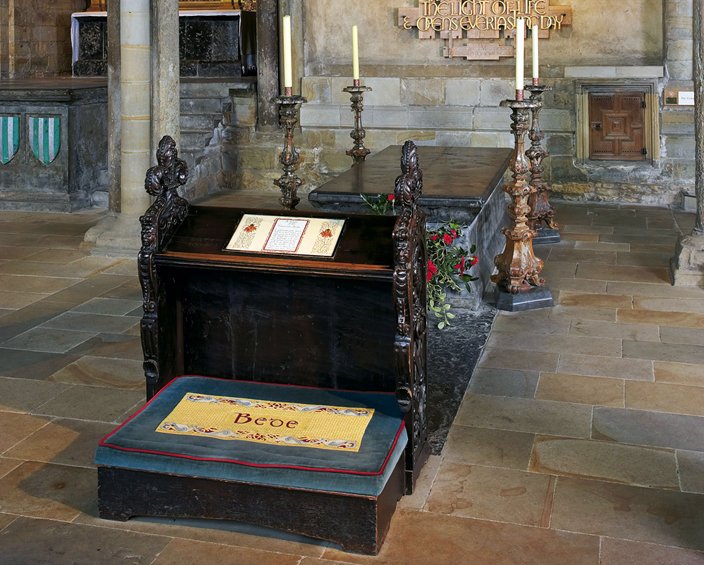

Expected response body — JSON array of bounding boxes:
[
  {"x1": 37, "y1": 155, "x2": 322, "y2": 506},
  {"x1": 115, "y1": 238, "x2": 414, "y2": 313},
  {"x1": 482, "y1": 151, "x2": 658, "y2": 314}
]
[{"x1": 156, "y1": 393, "x2": 375, "y2": 452}]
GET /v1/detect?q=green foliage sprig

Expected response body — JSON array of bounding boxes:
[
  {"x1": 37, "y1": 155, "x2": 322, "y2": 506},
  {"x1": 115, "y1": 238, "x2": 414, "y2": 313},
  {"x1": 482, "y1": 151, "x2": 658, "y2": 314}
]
[
  {"x1": 426, "y1": 223, "x2": 478, "y2": 329},
  {"x1": 361, "y1": 195, "x2": 479, "y2": 330},
  {"x1": 360, "y1": 193, "x2": 396, "y2": 215}
]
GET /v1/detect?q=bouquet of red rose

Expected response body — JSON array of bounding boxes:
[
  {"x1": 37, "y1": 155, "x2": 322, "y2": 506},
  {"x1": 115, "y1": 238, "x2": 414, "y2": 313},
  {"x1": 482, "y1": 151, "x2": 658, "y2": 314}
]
[{"x1": 426, "y1": 222, "x2": 478, "y2": 329}]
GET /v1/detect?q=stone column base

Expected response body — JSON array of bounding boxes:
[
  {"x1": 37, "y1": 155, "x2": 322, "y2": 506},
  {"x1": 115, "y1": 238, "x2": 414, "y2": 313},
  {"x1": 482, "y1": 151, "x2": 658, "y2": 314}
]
[
  {"x1": 85, "y1": 213, "x2": 142, "y2": 258},
  {"x1": 670, "y1": 232, "x2": 704, "y2": 286}
]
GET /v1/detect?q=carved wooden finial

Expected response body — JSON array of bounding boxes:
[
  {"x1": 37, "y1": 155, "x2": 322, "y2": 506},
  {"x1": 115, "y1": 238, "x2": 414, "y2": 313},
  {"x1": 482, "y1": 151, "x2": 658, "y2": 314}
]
[
  {"x1": 145, "y1": 135, "x2": 188, "y2": 198},
  {"x1": 394, "y1": 140, "x2": 423, "y2": 210}
]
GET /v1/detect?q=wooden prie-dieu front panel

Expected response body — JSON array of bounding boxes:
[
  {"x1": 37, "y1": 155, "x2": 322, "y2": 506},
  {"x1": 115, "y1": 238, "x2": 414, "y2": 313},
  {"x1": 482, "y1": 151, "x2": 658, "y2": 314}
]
[
  {"x1": 150, "y1": 205, "x2": 400, "y2": 396},
  {"x1": 589, "y1": 91, "x2": 646, "y2": 161},
  {"x1": 158, "y1": 264, "x2": 397, "y2": 392}
]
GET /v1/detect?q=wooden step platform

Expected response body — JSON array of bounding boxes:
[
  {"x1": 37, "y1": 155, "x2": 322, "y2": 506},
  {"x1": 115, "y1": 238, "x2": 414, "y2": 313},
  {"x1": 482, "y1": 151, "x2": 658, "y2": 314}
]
[{"x1": 96, "y1": 376, "x2": 408, "y2": 555}]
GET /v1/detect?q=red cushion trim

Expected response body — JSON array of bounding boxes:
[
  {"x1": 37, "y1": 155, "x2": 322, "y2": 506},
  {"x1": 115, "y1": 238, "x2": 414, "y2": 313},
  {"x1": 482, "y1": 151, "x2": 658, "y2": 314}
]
[{"x1": 100, "y1": 422, "x2": 405, "y2": 476}]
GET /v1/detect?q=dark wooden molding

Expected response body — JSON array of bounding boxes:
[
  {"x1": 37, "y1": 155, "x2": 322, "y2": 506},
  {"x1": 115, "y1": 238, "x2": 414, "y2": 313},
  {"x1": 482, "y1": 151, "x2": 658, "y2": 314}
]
[
  {"x1": 392, "y1": 140, "x2": 429, "y2": 491},
  {"x1": 138, "y1": 136, "x2": 189, "y2": 399}
]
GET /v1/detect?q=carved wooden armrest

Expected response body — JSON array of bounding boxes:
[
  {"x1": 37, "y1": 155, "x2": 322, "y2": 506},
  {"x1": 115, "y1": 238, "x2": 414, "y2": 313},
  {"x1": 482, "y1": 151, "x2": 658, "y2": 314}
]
[
  {"x1": 392, "y1": 141, "x2": 428, "y2": 488},
  {"x1": 138, "y1": 136, "x2": 190, "y2": 398}
]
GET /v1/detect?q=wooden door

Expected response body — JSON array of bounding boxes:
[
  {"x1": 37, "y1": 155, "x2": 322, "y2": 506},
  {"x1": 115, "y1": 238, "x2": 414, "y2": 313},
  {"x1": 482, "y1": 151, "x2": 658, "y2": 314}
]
[{"x1": 589, "y1": 92, "x2": 646, "y2": 161}]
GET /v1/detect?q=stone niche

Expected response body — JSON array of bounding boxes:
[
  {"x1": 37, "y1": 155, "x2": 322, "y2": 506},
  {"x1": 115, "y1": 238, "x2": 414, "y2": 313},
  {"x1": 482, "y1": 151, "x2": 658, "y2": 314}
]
[{"x1": 72, "y1": 9, "x2": 256, "y2": 78}]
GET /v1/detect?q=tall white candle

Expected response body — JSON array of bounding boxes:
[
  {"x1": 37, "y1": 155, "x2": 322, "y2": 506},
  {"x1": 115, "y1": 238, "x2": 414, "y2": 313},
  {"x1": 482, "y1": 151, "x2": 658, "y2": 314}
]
[
  {"x1": 532, "y1": 25, "x2": 539, "y2": 80},
  {"x1": 515, "y1": 18, "x2": 524, "y2": 92},
  {"x1": 352, "y1": 25, "x2": 360, "y2": 81},
  {"x1": 283, "y1": 15, "x2": 292, "y2": 89}
]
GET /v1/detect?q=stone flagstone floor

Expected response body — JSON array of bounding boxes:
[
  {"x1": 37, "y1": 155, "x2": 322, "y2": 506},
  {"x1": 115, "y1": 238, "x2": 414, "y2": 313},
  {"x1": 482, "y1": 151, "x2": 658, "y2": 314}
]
[{"x1": 0, "y1": 196, "x2": 703, "y2": 564}]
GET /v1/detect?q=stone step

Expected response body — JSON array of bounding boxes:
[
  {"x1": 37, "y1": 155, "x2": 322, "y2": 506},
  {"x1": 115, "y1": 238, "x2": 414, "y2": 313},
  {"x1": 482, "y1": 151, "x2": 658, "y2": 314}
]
[
  {"x1": 180, "y1": 113, "x2": 222, "y2": 132},
  {"x1": 180, "y1": 77, "x2": 256, "y2": 99},
  {"x1": 180, "y1": 97, "x2": 229, "y2": 115},
  {"x1": 180, "y1": 131, "x2": 213, "y2": 151}
]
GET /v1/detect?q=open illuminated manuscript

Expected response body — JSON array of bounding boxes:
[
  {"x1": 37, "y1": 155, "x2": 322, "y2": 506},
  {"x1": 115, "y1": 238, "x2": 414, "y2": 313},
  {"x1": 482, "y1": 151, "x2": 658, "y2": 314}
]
[{"x1": 225, "y1": 214, "x2": 345, "y2": 257}]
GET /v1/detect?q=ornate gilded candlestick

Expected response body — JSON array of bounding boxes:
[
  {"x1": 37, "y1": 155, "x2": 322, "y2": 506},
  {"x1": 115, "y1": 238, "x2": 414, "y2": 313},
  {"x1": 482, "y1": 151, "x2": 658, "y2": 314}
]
[
  {"x1": 525, "y1": 83, "x2": 559, "y2": 244},
  {"x1": 343, "y1": 80, "x2": 372, "y2": 166},
  {"x1": 274, "y1": 88, "x2": 307, "y2": 209},
  {"x1": 492, "y1": 96, "x2": 553, "y2": 311}
]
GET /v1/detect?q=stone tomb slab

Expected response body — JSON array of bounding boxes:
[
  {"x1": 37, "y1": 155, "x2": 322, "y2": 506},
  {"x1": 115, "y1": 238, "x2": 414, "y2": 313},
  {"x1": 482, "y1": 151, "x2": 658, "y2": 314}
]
[{"x1": 309, "y1": 146, "x2": 512, "y2": 307}]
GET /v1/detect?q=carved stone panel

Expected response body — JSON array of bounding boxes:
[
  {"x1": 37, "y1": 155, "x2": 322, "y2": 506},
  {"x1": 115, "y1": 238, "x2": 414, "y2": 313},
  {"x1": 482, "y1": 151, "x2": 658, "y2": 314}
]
[
  {"x1": 73, "y1": 12, "x2": 253, "y2": 78},
  {"x1": 398, "y1": 1, "x2": 572, "y2": 61}
]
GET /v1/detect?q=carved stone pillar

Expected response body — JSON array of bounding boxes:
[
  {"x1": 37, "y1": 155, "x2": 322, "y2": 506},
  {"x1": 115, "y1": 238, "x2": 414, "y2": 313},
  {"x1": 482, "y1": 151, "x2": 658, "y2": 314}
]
[
  {"x1": 256, "y1": 0, "x2": 279, "y2": 130},
  {"x1": 670, "y1": 0, "x2": 704, "y2": 286},
  {"x1": 119, "y1": 0, "x2": 152, "y2": 218},
  {"x1": 151, "y1": 0, "x2": 180, "y2": 155},
  {"x1": 88, "y1": 0, "x2": 153, "y2": 256},
  {"x1": 107, "y1": 0, "x2": 121, "y2": 212}
]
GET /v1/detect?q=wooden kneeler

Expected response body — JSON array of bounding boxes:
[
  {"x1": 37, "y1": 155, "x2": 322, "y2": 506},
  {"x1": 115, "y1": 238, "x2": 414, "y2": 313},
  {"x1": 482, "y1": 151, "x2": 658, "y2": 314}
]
[
  {"x1": 96, "y1": 138, "x2": 429, "y2": 555},
  {"x1": 96, "y1": 377, "x2": 406, "y2": 554}
]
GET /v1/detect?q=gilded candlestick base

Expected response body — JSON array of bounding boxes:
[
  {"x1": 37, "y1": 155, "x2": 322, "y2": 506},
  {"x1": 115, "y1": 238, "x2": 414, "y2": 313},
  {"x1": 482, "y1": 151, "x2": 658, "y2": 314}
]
[
  {"x1": 275, "y1": 94, "x2": 307, "y2": 209},
  {"x1": 343, "y1": 85, "x2": 372, "y2": 166},
  {"x1": 491, "y1": 98, "x2": 546, "y2": 294},
  {"x1": 525, "y1": 84, "x2": 558, "y2": 232}
]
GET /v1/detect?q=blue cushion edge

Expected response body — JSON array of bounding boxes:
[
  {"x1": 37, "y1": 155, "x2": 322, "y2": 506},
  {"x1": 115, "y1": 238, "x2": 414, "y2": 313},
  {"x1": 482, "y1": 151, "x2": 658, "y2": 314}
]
[{"x1": 96, "y1": 427, "x2": 407, "y2": 497}]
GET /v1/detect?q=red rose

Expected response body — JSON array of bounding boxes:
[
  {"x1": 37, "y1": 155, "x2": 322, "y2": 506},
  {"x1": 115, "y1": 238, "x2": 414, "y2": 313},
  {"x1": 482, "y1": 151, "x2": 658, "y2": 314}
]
[
  {"x1": 430, "y1": 234, "x2": 438, "y2": 241},
  {"x1": 469, "y1": 255, "x2": 478, "y2": 266},
  {"x1": 454, "y1": 256, "x2": 466, "y2": 274},
  {"x1": 388, "y1": 194, "x2": 395, "y2": 201},
  {"x1": 443, "y1": 233, "x2": 452, "y2": 245},
  {"x1": 450, "y1": 229, "x2": 457, "y2": 238},
  {"x1": 427, "y1": 260, "x2": 437, "y2": 281}
]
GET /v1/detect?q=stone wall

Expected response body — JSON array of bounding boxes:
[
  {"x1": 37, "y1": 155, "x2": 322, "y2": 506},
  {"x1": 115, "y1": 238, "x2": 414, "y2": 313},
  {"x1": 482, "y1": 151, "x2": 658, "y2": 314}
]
[
  {"x1": 661, "y1": 0, "x2": 696, "y2": 204},
  {"x1": 294, "y1": 68, "x2": 694, "y2": 206},
  {"x1": 303, "y1": 0, "x2": 664, "y2": 75},
  {"x1": 45, "y1": 0, "x2": 682, "y2": 208},
  {"x1": 0, "y1": 0, "x2": 8, "y2": 78},
  {"x1": 249, "y1": 0, "x2": 692, "y2": 207},
  {"x1": 1, "y1": 0, "x2": 87, "y2": 78},
  {"x1": 178, "y1": 79, "x2": 260, "y2": 201}
]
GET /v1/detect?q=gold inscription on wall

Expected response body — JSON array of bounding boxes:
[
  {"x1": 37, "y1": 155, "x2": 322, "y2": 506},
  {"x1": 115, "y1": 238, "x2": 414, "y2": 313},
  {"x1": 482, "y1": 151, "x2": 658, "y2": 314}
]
[{"x1": 398, "y1": 1, "x2": 572, "y2": 60}]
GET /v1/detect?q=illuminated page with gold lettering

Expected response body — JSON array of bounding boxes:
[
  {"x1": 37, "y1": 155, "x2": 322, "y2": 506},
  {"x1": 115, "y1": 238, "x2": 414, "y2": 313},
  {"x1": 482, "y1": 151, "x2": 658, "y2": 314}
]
[{"x1": 225, "y1": 214, "x2": 345, "y2": 257}]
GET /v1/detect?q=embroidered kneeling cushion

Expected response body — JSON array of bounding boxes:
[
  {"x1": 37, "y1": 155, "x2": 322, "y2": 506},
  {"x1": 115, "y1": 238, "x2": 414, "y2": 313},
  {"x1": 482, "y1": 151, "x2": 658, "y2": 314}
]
[{"x1": 96, "y1": 376, "x2": 407, "y2": 496}]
